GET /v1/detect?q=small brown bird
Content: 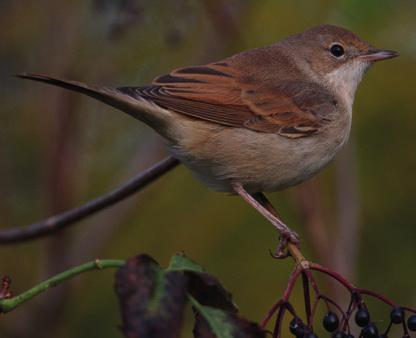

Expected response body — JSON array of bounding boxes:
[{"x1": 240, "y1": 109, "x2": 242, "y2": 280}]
[{"x1": 19, "y1": 25, "x2": 398, "y2": 255}]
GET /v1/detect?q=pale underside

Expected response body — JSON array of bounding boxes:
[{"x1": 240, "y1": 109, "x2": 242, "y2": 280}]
[{"x1": 124, "y1": 95, "x2": 352, "y2": 193}]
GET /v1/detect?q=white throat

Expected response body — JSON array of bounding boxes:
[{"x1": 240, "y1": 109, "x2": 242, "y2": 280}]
[{"x1": 325, "y1": 60, "x2": 369, "y2": 109}]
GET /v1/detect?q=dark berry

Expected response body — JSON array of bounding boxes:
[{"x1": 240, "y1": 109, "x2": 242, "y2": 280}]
[
  {"x1": 361, "y1": 323, "x2": 379, "y2": 338},
  {"x1": 355, "y1": 308, "x2": 370, "y2": 327},
  {"x1": 331, "y1": 332, "x2": 348, "y2": 338},
  {"x1": 332, "y1": 331, "x2": 353, "y2": 338},
  {"x1": 407, "y1": 314, "x2": 416, "y2": 331},
  {"x1": 289, "y1": 318, "x2": 305, "y2": 337},
  {"x1": 323, "y1": 311, "x2": 339, "y2": 332},
  {"x1": 390, "y1": 307, "x2": 404, "y2": 324},
  {"x1": 304, "y1": 333, "x2": 318, "y2": 338}
]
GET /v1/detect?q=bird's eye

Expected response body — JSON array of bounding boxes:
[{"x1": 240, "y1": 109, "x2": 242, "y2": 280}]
[{"x1": 329, "y1": 44, "x2": 345, "y2": 58}]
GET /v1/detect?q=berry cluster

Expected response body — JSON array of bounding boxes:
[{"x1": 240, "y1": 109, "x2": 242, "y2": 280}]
[
  {"x1": 291, "y1": 306, "x2": 416, "y2": 337},
  {"x1": 260, "y1": 262, "x2": 416, "y2": 338}
]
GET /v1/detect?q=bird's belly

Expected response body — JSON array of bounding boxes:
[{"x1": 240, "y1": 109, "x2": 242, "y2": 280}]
[{"x1": 169, "y1": 120, "x2": 349, "y2": 193}]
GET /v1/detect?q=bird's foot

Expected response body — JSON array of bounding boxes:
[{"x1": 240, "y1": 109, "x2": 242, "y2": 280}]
[{"x1": 270, "y1": 229, "x2": 300, "y2": 259}]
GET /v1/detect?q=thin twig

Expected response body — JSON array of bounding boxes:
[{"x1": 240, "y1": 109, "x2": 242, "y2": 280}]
[
  {"x1": 0, "y1": 156, "x2": 180, "y2": 244},
  {"x1": 272, "y1": 305, "x2": 286, "y2": 338},
  {"x1": 302, "y1": 272, "x2": 312, "y2": 328},
  {"x1": 320, "y1": 294, "x2": 348, "y2": 322},
  {"x1": 310, "y1": 296, "x2": 321, "y2": 325},
  {"x1": 309, "y1": 263, "x2": 356, "y2": 291},
  {"x1": 357, "y1": 288, "x2": 397, "y2": 308},
  {"x1": 260, "y1": 266, "x2": 302, "y2": 329},
  {"x1": 342, "y1": 294, "x2": 356, "y2": 332},
  {"x1": 0, "y1": 259, "x2": 125, "y2": 313},
  {"x1": 312, "y1": 263, "x2": 416, "y2": 312}
]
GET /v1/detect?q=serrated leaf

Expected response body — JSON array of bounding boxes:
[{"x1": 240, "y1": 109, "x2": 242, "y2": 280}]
[
  {"x1": 190, "y1": 297, "x2": 265, "y2": 338},
  {"x1": 115, "y1": 254, "x2": 188, "y2": 338}
]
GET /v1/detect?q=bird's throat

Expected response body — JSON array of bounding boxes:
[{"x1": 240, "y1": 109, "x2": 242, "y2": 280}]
[{"x1": 324, "y1": 60, "x2": 369, "y2": 109}]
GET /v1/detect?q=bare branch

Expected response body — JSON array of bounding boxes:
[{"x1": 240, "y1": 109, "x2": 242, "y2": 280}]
[{"x1": 0, "y1": 156, "x2": 180, "y2": 244}]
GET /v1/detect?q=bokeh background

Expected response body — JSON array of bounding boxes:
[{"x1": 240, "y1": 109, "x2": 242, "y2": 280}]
[{"x1": 1, "y1": 0, "x2": 415, "y2": 337}]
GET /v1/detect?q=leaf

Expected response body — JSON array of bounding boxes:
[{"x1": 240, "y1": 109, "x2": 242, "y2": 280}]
[
  {"x1": 115, "y1": 253, "x2": 265, "y2": 338},
  {"x1": 115, "y1": 254, "x2": 188, "y2": 338},
  {"x1": 191, "y1": 297, "x2": 265, "y2": 338},
  {"x1": 168, "y1": 253, "x2": 237, "y2": 312},
  {"x1": 168, "y1": 252, "x2": 206, "y2": 273}
]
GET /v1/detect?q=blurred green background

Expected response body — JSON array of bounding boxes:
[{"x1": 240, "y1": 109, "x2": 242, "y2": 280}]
[{"x1": 1, "y1": 0, "x2": 415, "y2": 337}]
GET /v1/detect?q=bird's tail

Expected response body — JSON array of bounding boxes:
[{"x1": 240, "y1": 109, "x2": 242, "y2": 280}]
[{"x1": 17, "y1": 73, "x2": 169, "y2": 128}]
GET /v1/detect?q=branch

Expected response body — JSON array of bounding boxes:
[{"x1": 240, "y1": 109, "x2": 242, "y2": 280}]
[
  {"x1": 0, "y1": 156, "x2": 180, "y2": 244},
  {"x1": 0, "y1": 259, "x2": 125, "y2": 313}
]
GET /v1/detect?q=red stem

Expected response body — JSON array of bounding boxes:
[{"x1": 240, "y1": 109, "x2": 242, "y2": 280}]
[
  {"x1": 310, "y1": 263, "x2": 355, "y2": 291},
  {"x1": 342, "y1": 294, "x2": 356, "y2": 332},
  {"x1": 272, "y1": 305, "x2": 286, "y2": 338},
  {"x1": 260, "y1": 300, "x2": 283, "y2": 329},
  {"x1": 260, "y1": 266, "x2": 302, "y2": 329},
  {"x1": 320, "y1": 294, "x2": 348, "y2": 322},
  {"x1": 302, "y1": 272, "x2": 312, "y2": 327},
  {"x1": 311, "y1": 262, "x2": 416, "y2": 313},
  {"x1": 283, "y1": 267, "x2": 302, "y2": 300},
  {"x1": 356, "y1": 288, "x2": 396, "y2": 308}
]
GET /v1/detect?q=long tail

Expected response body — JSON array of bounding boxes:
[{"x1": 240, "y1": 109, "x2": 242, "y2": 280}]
[{"x1": 17, "y1": 73, "x2": 153, "y2": 122}]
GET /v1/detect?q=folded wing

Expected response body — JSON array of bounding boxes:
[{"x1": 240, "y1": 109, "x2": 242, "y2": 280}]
[{"x1": 118, "y1": 62, "x2": 336, "y2": 139}]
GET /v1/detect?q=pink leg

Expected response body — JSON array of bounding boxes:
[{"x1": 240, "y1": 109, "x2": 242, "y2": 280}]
[
  {"x1": 232, "y1": 182, "x2": 300, "y2": 258},
  {"x1": 252, "y1": 192, "x2": 282, "y2": 219}
]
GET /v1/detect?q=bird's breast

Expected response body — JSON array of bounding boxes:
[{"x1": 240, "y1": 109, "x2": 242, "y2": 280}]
[{"x1": 169, "y1": 112, "x2": 351, "y2": 193}]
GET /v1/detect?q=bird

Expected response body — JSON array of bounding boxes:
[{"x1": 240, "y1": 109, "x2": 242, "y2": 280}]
[{"x1": 18, "y1": 24, "x2": 398, "y2": 256}]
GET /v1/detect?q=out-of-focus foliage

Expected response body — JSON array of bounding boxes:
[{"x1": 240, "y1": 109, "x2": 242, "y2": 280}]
[{"x1": 0, "y1": 1, "x2": 415, "y2": 337}]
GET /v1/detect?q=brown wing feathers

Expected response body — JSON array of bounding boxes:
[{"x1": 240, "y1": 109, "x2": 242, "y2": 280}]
[
  {"x1": 118, "y1": 63, "x2": 255, "y2": 128},
  {"x1": 118, "y1": 63, "x2": 334, "y2": 138}
]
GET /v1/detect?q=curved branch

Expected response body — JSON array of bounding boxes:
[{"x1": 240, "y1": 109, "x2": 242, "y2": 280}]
[{"x1": 0, "y1": 156, "x2": 180, "y2": 244}]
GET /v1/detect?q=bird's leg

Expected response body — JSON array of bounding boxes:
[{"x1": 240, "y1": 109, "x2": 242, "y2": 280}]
[
  {"x1": 251, "y1": 192, "x2": 292, "y2": 258},
  {"x1": 251, "y1": 192, "x2": 282, "y2": 219},
  {"x1": 231, "y1": 182, "x2": 300, "y2": 258}
]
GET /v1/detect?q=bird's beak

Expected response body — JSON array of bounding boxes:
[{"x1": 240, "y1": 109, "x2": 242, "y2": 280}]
[{"x1": 359, "y1": 49, "x2": 399, "y2": 62}]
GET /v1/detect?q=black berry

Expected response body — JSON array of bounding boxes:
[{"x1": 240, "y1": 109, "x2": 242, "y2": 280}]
[
  {"x1": 407, "y1": 314, "x2": 416, "y2": 331},
  {"x1": 390, "y1": 307, "x2": 404, "y2": 324},
  {"x1": 355, "y1": 308, "x2": 370, "y2": 327},
  {"x1": 331, "y1": 332, "x2": 349, "y2": 338},
  {"x1": 361, "y1": 323, "x2": 379, "y2": 338},
  {"x1": 289, "y1": 318, "x2": 305, "y2": 337},
  {"x1": 304, "y1": 333, "x2": 318, "y2": 338},
  {"x1": 323, "y1": 311, "x2": 339, "y2": 332}
]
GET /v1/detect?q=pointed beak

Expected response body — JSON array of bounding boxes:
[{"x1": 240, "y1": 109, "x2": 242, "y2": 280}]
[{"x1": 359, "y1": 49, "x2": 399, "y2": 62}]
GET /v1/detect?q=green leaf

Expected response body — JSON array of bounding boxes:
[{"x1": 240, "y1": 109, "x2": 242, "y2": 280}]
[
  {"x1": 115, "y1": 254, "x2": 188, "y2": 338},
  {"x1": 168, "y1": 252, "x2": 237, "y2": 312},
  {"x1": 190, "y1": 296, "x2": 265, "y2": 338},
  {"x1": 167, "y1": 252, "x2": 206, "y2": 273},
  {"x1": 116, "y1": 253, "x2": 264, "y2": 338}
]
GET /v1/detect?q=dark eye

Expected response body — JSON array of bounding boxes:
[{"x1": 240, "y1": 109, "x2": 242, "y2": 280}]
[{"x1": 329, "y1": 44, "x2": 345, "y2": 58}]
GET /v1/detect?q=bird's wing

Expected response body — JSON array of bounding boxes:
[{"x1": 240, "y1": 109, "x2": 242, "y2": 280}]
[{"x1": 118, "y1": 62, "x2": 337, "y2": 138}]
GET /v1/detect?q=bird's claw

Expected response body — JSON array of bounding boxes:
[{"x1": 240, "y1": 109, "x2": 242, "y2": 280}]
[{"x1": 270, "y1": 230, "x2": 300, "y2": 259}]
